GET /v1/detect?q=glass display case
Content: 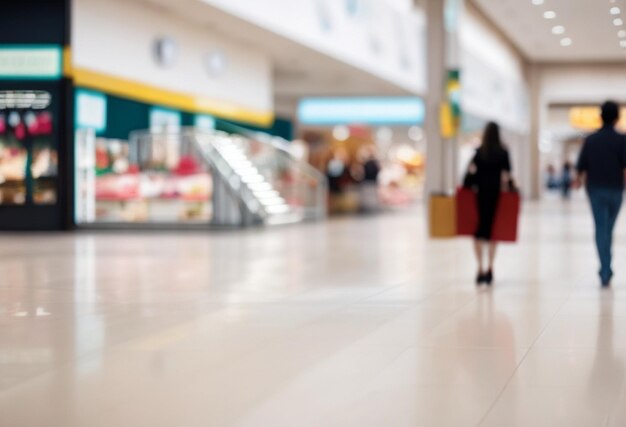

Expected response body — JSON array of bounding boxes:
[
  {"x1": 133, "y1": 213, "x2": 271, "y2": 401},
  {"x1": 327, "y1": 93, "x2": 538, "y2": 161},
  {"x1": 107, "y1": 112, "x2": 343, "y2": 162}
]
[{"x1": 75, "y1": 128, "x2": 327, "y2": 227}]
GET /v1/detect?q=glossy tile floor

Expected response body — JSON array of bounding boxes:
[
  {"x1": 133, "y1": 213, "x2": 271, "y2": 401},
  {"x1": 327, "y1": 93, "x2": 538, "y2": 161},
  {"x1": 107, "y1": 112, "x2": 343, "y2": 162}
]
[{"x1": 2, "y1": 199, "x2": 626, "y2": 426}]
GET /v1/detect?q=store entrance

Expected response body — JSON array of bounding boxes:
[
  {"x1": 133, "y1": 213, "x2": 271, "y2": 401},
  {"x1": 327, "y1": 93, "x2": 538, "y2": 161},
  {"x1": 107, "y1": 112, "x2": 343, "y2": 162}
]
[{"x1": 0, "y1": 83, "x2": 63, "y2": 230}]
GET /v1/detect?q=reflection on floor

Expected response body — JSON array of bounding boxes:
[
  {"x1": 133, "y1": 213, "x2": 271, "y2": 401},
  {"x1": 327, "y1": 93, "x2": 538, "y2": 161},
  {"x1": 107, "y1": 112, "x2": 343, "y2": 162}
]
[{"x1": 1, "y1": 199, "x2": 626, "y2": 426}]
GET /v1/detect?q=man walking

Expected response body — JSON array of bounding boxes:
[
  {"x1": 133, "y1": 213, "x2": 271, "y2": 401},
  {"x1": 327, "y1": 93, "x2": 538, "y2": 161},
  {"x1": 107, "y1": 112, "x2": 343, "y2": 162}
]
[{"x1": 576, "y1": 101, "x2": 626, "y2": 287}]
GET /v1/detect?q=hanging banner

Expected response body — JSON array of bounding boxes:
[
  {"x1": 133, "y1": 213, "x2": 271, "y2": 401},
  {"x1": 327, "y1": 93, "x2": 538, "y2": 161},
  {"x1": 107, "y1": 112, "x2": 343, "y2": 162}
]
[{"x1": 440, "y1": 69, "x2": 461, "y2": 138}]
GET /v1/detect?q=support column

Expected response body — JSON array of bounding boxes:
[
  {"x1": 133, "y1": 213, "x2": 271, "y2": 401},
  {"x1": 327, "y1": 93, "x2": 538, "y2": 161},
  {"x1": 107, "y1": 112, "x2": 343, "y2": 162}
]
[
  {"x1": 528, "y1": 64, "x2": 542, "y2": 200},
  {"x1": 425, "y1": 0, "x2": 463, "y2": 197},
  {"x1": 424, "y1": 0, "x2": 447, "y2": 197}
]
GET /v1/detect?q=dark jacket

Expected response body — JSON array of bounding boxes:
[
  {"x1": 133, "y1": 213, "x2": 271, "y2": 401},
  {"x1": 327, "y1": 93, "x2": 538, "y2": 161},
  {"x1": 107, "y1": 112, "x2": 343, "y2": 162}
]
[{"x1": 577, "y1": 126, "x2": 626, "y2": 190}]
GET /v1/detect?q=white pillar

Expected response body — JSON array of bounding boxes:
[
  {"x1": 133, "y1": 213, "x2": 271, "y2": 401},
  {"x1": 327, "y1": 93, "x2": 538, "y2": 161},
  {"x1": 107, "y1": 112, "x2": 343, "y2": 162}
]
[
  {"x1": 528, "y1": 64, "x2": 542, "y2": 200},
  {"x1": 424, "y1": 0, "x2": 447, "y2": 197},
  {"x1": 424, "y1": 0, "x2": 463, "y2": 197}
]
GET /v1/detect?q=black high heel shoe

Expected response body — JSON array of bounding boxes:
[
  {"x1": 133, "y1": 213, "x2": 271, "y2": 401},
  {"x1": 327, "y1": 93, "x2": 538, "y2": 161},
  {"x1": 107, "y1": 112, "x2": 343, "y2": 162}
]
[
  {"x1": 476, "y1": 272, "x2": 486, "y2": 285},
  {"x1": 485, "y1": 270, "x2": 493, "y2": 285}
]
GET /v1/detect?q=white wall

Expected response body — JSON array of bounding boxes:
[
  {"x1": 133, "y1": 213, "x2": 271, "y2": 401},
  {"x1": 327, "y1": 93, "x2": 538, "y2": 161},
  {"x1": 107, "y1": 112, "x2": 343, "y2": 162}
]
[
  {"x1": 540, "y1": 64, "x2": 626, "y2": 105},
  {"x1": 460, "y1": 6, "x2": 530, "y2": 134},
  {"x1": 72, "y1": 0, "x2": 273, "y2": 114},
  {"x1": 197, "y1": 0, "x2": 427, "y2": 95},
  {"x1": 458, "y1": 5, "x2": 532, "y2": 193}
]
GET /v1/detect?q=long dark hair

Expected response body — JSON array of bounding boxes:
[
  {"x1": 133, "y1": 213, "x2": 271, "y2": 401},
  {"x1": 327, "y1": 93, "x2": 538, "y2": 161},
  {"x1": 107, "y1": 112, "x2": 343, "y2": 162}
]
[{"x1": 479, "y1": 122, "x2": 504, "y2": 160}]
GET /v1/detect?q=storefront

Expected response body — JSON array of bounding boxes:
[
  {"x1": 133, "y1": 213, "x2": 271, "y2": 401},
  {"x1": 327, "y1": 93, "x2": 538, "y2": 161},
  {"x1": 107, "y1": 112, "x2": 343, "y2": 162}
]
[
  {"x1": 0, "y1": 0, "x2": 72, "y2": 230},
  {"x1": 0, "y1": 0, "x2": 325, "y2": 231},
  {"x1": 72, "y1": 92, "x2": 302, "y2": 228},
  {"x1": 297, "y1": 97, "x2": 426, "y2": 214}
]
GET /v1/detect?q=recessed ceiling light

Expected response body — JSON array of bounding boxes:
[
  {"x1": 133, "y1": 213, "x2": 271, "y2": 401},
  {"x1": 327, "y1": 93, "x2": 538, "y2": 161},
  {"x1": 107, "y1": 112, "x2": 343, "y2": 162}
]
[
  {"x1": 552, "y1": 25, "x2": 566, "y2": 35},
  {"x1": 614, "y1": 18, "x2": 624, "y2": 26},
  {"x1": 544, "y1": 10, "x2": 557, "y2": 19},
  {"x1": 560, "y1": 37, "x2": 573, "y2": 47},
  {"x1": 619, "y1": 30, "x2": 626, "y2": 38},
  {"x1": 532, "y1": 0, "x2": 544, "y2": 4},
  {"x1": 610, "y1": 7, "x2": 621, "y2": 15}
]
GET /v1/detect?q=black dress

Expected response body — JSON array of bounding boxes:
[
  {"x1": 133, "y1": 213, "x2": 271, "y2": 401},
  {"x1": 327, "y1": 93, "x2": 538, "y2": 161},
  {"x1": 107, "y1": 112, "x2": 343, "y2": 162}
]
[{"x1": 470, "y1": 148, "x2": 511, "y2": 240}]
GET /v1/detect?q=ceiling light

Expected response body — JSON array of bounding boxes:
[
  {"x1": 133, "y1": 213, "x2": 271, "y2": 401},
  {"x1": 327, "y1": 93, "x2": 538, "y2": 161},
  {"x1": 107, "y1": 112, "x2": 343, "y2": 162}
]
[
  {"x1": 621, "y1": 40, "x2": 626, "y2": 48},
  {"x1": 614, "y1": 18, "x2": 624, "y2": 26},
  {"x1": 552, "y1": 25, "x2": 566, "y2": 35},
  {"x1": 610, "y1": 7, "x2": 621, "y2": 15},
  {"x1": 619, "y1": 30, "x2": 626, "y2": 38},
  {"x1": 543, "y1": 11, "x2": 557, "y2": 19},
  {"x1": 560, "y1": 37, "x2": 573, "y2": 47},
  {"x1": 531, "y1": 0, "x2": 544, "y2": 4}
]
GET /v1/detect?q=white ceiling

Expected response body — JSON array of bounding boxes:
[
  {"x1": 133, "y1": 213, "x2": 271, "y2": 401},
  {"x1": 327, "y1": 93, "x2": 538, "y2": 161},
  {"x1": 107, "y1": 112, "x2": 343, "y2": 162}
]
[{"x1": 473, "y1": 0, "x2": 626, "y2": 62}]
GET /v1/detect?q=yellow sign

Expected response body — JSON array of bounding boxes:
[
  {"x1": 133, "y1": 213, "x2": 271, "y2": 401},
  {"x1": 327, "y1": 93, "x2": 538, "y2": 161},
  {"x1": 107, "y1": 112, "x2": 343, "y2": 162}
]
[
  {"x1": 440, "y1": 103, "x2": 455, "y2": 138},
  {"x1": 570, "y1": 106, "x2": 626, "y2": 131}
]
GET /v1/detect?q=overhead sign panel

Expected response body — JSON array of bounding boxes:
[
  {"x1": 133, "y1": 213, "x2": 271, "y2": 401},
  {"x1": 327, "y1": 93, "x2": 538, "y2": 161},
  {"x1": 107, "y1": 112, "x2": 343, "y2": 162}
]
[
  {"x1": 298, "y1": 97, "x2": 425, "y2": 126},
  {"x1": 0, "y1": 45, "x2": 63, "y2": 80}
]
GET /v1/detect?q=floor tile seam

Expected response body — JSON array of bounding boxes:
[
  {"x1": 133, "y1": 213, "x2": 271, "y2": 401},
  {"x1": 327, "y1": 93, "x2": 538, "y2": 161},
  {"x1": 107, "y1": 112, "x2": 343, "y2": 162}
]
[
  {"x1": 98, "y1": 295, "x2": 394, "y2": 380},
  {"x1": 357, "y1": 288, "x2": 436, "y2": 307},
  {"x1": 0, "y1": 300, "x2": 349, "y2": 396},
  {"x1": 357, "y1": 283, "x2": 421, "y2": 301},
  {"x1": 410, "y1": 344, "x2": 532, "y2": 351},
  {"x1": 0, "y1": 294, "x2": 391, "y2": 397},
  {"x1": 474, "y1": 294, "x2": 571, "y2": 427},
  {"x1": 227, "y1": 315, "x2": 424, "y2": 426},
  {"x1": 407, "y1": 290, "x2": 480, "y2": 336},
  {"x1": 273, "y1": 279, "x2": 396, "y2": 303}
]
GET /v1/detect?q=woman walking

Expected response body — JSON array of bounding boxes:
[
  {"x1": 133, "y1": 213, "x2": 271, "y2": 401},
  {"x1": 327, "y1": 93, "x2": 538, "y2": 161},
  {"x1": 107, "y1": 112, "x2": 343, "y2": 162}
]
[{"x1": 465, "y1": 122, "x2": 512, "y2": 285}]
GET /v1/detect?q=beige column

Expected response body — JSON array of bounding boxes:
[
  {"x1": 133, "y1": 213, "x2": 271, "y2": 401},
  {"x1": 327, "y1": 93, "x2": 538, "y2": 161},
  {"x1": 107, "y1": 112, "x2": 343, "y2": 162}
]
[
  {"x1": 528, "y1": 64, "x2": 542, "y2": 200},
  {"x1": 424, "y1": 0, "x2": 447, "y2": 197}
]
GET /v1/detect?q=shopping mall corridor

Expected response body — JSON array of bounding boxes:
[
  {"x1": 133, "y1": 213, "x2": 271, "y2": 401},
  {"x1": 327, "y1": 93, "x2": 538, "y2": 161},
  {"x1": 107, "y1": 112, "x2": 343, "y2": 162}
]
[{"x1": 1, "y1": 199, "x2": 626, "y2": 427}]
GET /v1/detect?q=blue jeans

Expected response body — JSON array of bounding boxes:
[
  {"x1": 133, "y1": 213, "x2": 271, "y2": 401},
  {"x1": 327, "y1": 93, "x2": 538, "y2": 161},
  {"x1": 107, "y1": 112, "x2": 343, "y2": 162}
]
[{"x1": 588, "y1": 188, "x2": 623, "y2": 283}]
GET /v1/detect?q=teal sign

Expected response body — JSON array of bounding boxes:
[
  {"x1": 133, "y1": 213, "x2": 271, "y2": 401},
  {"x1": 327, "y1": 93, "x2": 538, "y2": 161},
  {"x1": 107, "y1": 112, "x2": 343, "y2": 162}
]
[
  {"x1": 194, "y1": 114, "x2": 216, "y2": 131},
  {"x1": 150, "y1": 107, "x2": 181, "y2": 132},
  {"x1": 75, "y1": 90, "x2": 107, "y2": 134},
  {"x1": 0, "y1": 45, "x2": 63, "y2": 80}
]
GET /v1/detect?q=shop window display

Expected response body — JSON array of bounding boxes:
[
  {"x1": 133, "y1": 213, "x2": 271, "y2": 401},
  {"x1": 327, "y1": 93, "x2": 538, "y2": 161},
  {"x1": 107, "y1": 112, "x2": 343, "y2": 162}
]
[
  {"x1": 90, "y1": 134, "x2": 213, "y2": 223},
  {"x1": 302, "y1": 126, "x2": 424, "y2": 214},
  {"x1": 0, "y1": 91, "x2": 57, "y2": 206}
]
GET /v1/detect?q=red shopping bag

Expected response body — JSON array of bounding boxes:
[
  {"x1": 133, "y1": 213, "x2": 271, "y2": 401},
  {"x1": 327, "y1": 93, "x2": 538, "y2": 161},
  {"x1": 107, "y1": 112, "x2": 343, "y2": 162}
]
[
  {"x1": 492, "y1": 192, "x2": 520, "y2": 242},
  {"x1": 455, "y1": 187, "x2": 478, "y2": 236}
]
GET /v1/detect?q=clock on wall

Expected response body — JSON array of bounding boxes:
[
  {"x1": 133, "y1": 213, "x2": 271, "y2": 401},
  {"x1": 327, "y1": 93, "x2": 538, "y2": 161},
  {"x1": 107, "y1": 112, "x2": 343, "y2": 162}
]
[
  {"x1": 316, "y1": 0, "x2": 333, "y2": 32},
  {"x1": 153, "y1": 37, "x2": 178, "y2": 68},
  {"x1": 205, "y1": 49, "x2": 227, "y2": 78}
]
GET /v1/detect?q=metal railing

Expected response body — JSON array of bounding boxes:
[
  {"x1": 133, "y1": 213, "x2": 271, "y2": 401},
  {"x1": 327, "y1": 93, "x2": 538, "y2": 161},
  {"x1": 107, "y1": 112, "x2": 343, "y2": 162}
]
[{"x1": 124, "y1": 127, "x2": 327, "y2": 226}]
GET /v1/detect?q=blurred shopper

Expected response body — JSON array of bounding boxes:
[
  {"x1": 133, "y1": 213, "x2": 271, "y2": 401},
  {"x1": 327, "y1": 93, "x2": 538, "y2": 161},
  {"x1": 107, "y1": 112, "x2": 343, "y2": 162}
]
[
  {"x1": 353, "y1": 145, "x2": 381, "y2": 212},
  {"x1": 465, "y1": 122, "x2": 512, "y2": 285},
  {"x1": 575, "y1": 101, "x2": 626, "y2": 287},
  {"x1": 326, "y1": 148, "x2": 350, "y2": 195},
  {"x1": 561, "y1": 161, "x2": 573, "y2": 199},
  {"x1": 326, "y1": 148, "x2": 354, "y2": 213},
  {"x1": 546, "y1": 164, "x2": 559, "y2": 190}
]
